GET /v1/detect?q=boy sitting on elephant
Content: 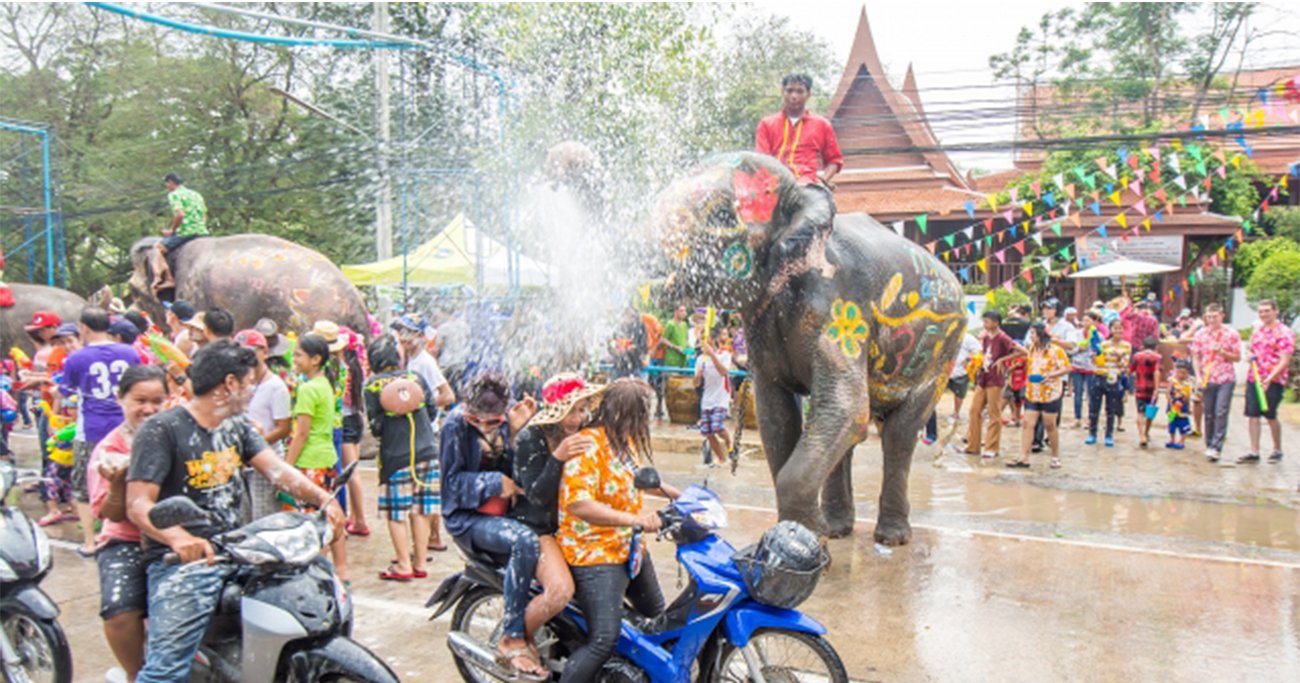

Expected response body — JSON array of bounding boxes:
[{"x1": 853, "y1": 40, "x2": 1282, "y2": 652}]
[{"x1": 150, "y1": 173, "x2": 209, "y2": 295}]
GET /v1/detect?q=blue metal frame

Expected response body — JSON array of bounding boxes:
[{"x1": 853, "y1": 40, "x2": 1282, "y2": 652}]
[{"x1": 0, "y1": 119, "x2": 57, "y2": 286}]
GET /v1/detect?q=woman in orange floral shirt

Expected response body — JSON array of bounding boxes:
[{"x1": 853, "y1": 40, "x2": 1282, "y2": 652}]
[
  {"x1": 555, "y1": 379, "x2": 679, "y2": 683},
  {"x1": 1009, "y1": 323, "x2": 1070, "y2": 470}
]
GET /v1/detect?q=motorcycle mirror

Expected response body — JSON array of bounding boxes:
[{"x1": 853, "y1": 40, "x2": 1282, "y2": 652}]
[
  {"x1": 335, "y1": 461, "x2": 359, "y2": 489},
  {"x1": 633, "y1": 467, "x2": 661, "y2": 491},
  {"x1": 148, "y1": 496, "x2": 209, "y2": 529}
]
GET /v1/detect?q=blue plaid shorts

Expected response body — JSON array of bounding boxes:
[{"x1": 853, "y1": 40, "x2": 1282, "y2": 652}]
[
  {"x1": 699, "y1": 406, "x2": 729, "y2": 436},
  {"x1": 378, "y1": 460, "x2": 440, "y2": 522}
]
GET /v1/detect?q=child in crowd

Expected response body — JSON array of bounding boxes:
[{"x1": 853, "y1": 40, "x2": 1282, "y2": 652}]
[
  {"x1": 1088, "y1": 332, "x2": 1132, "y2": 447},
  {"x1": 1166, "y1": 360, "x2": 1194, "y2": 449},
  {"x1": 696, "y1": 325, "x2": 733, "y2": 467},
  {"x1": 1128, "y1": 337, "x2": 1163, "y2": 449},
  {"x1": 285, "y1": 333, "x2": 349, "y2": 583},
  {"x1": 1003, "y1": 354, "x2": 1027, "y2": 428}
]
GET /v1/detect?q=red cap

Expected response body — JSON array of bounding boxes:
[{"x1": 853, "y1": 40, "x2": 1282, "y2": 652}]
[
  {"x1": 233, "y1": 329, "x2": 268, "y2": 349},
  {"x1": 24, "y1": 310, "x2": 61, "y2": 331}
]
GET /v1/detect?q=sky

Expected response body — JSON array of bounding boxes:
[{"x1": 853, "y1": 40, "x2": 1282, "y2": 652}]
[{"x1": 748, "y1": 1, "x2": 1300, "y2": 172}]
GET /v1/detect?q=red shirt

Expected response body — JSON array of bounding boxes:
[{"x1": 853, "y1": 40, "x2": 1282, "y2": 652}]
[
  {"x1": 755, "y1": 112, "x2": 843, "y2": 184},
  {"x1": 977, "y1": 330, "x2": 1017, "y2": 388},
  {"x1": 1128, "y1": 349, "x2": 1162, "y2": 400}
]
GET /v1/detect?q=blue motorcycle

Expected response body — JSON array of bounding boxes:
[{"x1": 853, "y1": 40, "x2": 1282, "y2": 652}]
[{"x1": 428, "y1": 468, "x2": 844, "y2": 683}]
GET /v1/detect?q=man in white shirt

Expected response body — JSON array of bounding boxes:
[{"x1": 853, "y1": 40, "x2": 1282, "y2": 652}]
[
  {"x1": 695, "y1": 326, "x2": 733, "y2": 467},
  {"x1": 925, "y1": 330, "x2": 981, "y2": 443},
  {"x1": 234, "y1": 329, "x2": 292, "y2": 521}
]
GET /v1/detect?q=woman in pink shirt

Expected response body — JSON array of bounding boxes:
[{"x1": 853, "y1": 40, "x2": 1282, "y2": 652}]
[{"x1": 87, "y1": 365, "x2": 168, "y2": 682}]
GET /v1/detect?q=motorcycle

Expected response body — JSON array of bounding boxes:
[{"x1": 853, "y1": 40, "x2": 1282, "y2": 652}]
[
  {"x1": 147, "y1": 462, "x2": 399, "y2": 683},
  {"x1": 428, "y1": 467, "x2": 845, "y2": 683},
  {"x1": 0, "y1": 459, "x2": 72, "y2": 683}
]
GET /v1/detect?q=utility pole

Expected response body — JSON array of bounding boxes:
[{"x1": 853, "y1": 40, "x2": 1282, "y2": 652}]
[{"x1": 374, "y1": 1, "x2": 394, "y2": 314}]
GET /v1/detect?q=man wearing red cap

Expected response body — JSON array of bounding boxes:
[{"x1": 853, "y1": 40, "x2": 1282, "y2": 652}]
[
  {"x1": 19, "y1": 311, "x2": 65, "y2": 523},
  {"x1": 233, "y1": 329, "x2": 292, "y2": 521}
]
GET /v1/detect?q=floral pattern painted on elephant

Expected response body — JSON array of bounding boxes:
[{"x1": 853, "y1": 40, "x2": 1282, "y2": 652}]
[{"x1": 825, "y1": 299, "x2": 870, "y2": 359}]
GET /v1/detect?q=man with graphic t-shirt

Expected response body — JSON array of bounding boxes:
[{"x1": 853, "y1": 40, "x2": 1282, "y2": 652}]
[
  {"x1": 964, "y1": 311, "x2": 1023, "y2": 459},
  {"x1": 58, "y1": 307, "x2": 141, "y2": 556},
  {"x1": 125, "y1": 341, "x2": 344, "y2": 683}
]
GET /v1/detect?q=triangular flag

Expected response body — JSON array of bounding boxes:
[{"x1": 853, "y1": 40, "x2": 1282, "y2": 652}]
[
  {"x1": 1134, "y1": 200, "x2": 1147, "y2": 215},
  {"x1": 1003, "y1": 281, "x2": 1014, "y2": 293},
  {"x1": 925, "y1": 242, "x2": 935, "y2": 254},
  {"x1": 1116, "y1": 213, "x2": 1127, "y2": 229},
  {"x1": 965, "y1": 225, "x2": 976, "y2": 238},
  {"x1": 1032, "y1": 181, "x2": 1041, "y2": 197},
  {"x1": 1098, "y1": 225, "x2": 1108, "y2": 239},
  {"x1": 1129, "y1": 180, "x2": 1142, "y2": 196},
  {"x1": 1108, "y1": 191, "x2": 1122, "y2": 206},
  {"x1": 977, "y1": 258, "x2": 987, "y2": 273},
  {"x1": 1142, "y1": 219, "x2": 1151, "y2": 232},
  {"x1": 1012, "y1": 241, "x2": 1026, "y2": 255},
  {"x1": 1089, "y1": 202, "x2": 1101, "y2": 216},
  {"x1": 1040, "y1": 257, "x2": 1053, "y2": 271},
  {"x1": 1023, "y1": 202, "x2": 1034, "y2": 217},
  {"x1": 891, "y1": 221, "x2": 905, "y2": 236},
  {"x1": 1054, "y1": 173, "x2": 1065, "y2": 189},
  {"x1": 1021, "y1": 270, "x2": 1034, "y2": 284},
  {"x1": 943, "y1": 234, "x2": 956, "y2": 247},
  {"x1": 1051, "y1": 222, "x2": 1062, "y2": 236},
  {"x1": 1010, "y1": 187, "x2": 1019, "y2": 202},
  {"x1": 993, "y1": 250, "x2": 1005, "y2": 264},
  {"x1": 1003, "y1": 210, "x2": 1014, "y2": 225},
  {"x1": 916, "y1": 214, "x2": 928, "y2": 235},
  {"x1": 1031, "y1": 232, "x2": 1043, "y2": 245},
  {"x1": 1064, "y1": 183, "x2": 1077, "y2": 199},
  {"x1": 963, "y1": 201, "x2": 976, "y2": 219},
  {"x1": 988, "y1": 195, "x2": 999, "y2": 213}
]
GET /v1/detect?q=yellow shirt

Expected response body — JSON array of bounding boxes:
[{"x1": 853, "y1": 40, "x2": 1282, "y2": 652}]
[
  {"x1": 1096, "y1": 341, "x2": 1132, "y2": 384},
  {"x1": 1025, "y1": 345, "x2": 1069, "y2": 403},
  {"x1": 556, "y1": 427, "x2": 643, "y2": 567}
]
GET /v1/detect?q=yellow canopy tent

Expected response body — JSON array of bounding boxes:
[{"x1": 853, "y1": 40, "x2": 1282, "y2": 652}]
[{"x1": 341, "y1": 214, "x2": 476, "y2": 287}]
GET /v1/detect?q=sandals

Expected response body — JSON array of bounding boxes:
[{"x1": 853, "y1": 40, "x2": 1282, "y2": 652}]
[
  {"x1": 428, "y1": 541, "x2": 448, "y2": 552},
  {"x1": 345, "y1": 521, "x2": 371, "y2": 537},
  {"x1": 1049, "y1": 458, "x2": 1062, "y2": 469},
  {"x1": 495, "y1": 648, "x2": 548, "y2": 683},
  {"x1": 379, "y1": 564, "x2": 414, "y2": 582},
  {"x1": 1236, "y1": 453, "x2": 1261, "y2": 465},
  {"x1": 36, "y1": 513, "x2": 62, "y2": 527},
  {"x1": 412, "y1": 568, "x2": 428, "y2": 579},
  {"x1": 1004, "y1": 461, "x2": 1031, "y2": 469}
]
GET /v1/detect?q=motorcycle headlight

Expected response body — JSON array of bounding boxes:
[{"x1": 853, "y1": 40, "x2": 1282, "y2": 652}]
[
  {"x1": 255, "y1": 522, "x2": 323, "y2": 565},
  {"x1": 34, "y1": 525, "x2": 52, "y2": 573},
  {"x1": 0, "y1": 557, "x2": 16, "y2": 581},
  {"x1": 689, "y1": 497, "x2": 728, "y2": 530}
]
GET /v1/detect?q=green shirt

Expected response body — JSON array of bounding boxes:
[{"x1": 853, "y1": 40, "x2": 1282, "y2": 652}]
[
  {"x1": 292, "y1": 375, "x2": 338, "y2": 470},
  {"x1": 662, "y1": 320, "x2": 690, "y2": 367},
  {"x1": 168, "y1": 186, "x2": 209, "y2": 237}
]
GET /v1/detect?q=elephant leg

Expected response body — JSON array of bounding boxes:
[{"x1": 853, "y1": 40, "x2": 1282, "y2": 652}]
[
  {"x1": 820, "y1": 448, "x2": 856, "y2": 538},
  {"x1": 752, "y1": 371, "x2": 802, "y2": 482},
  {"x1": 773, "y1": 360, "x2": 868, "y2": 535},
  {"x1": 874, "y1": 382, "x2": 938, "y2": 546}
]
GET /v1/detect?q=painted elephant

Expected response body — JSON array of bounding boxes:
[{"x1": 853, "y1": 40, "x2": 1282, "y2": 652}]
[
  {"x1": 0, "y1": 283, "x2": 88, "y2": 356},
  {"x1": 650, "y1": 153, "x2": 965, "y2": 545},
  {"x1": 128, "y1": 235, "x2": 371, "y2": 337}
]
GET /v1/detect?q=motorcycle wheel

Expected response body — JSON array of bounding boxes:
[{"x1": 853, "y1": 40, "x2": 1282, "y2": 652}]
[
  {"x1": 449, "y1": 586, "x2": 507, "y2": 683},
  {"x1": 711, "y1": 628, "x2": 847, "y2": 683},
  {"x1": 0, "y1": 608, "x2": 72, "y2": 683}
]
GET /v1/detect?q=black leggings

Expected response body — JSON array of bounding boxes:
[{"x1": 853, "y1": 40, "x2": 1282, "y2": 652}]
[{"x1": 560, "y1": 555, "x2": 665, "y2": 683}]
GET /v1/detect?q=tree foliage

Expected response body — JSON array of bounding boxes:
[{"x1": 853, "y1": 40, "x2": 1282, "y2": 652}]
[
  {"x1": 1246, "y1": 251, "x2": 1300, "y2": 323},
  {"x1": 0, "y1": 3, "x2": 836, "y2": 296},
  {"x1": 1234, "y1": 237, "x2": 1300, "y2": 286}
]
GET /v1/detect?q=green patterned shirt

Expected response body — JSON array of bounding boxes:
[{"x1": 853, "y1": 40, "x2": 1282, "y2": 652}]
[{"x1": 167, "y1": 186, "x2": 208, "y2": 237}]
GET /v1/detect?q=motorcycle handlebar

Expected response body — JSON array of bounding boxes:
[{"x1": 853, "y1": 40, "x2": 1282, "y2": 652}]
[{"x1": 162, "y1": 552, "x2": 229, "y2": 565}]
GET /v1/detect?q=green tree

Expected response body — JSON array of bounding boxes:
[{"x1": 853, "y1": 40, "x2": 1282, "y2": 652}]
[
  {"x1": 1246, "y1": 251, "x2": 1300, "y2": 322},
  {"x1": 1233, "y1": 237, "x2": 1299, "y2": 285}
]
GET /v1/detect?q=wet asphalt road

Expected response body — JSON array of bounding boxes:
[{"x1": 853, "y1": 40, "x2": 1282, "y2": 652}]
[{"x1": 9, "y1": 400, "x2": 1300, "y2": 682}]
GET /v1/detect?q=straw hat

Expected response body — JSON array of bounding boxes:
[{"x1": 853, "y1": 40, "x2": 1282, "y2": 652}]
[
  {"x1": 311, "y1": 320, "x2": 348, "y2": 353},
  {"x1": 530, "y1": 373, "x2": 605, "y2": 427}
]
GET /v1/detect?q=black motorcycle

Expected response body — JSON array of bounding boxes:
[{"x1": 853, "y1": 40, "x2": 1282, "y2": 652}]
[
  {"x1": 0, "y1": 459, "x2": 72, "y2": 683},
  {"x1": 148, "y1": 462, "x2": 399, "y2": 683}
]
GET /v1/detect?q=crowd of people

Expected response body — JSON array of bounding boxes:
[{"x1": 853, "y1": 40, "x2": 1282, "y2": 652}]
[
  {"x1": 940, "y1": 295, "x2": 1294, "y2": 471},
  {"x1": 1, "y1": 291, "x2": 701, "y2": 682}
]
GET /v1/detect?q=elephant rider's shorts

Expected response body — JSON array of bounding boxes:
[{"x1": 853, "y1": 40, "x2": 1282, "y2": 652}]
[{"x1": 160, "y1": 234, "x2": 203, "y2": 253}]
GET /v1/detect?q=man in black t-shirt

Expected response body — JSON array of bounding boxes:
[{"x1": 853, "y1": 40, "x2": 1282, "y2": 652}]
[{"x1": 125, "y1": 341, "x2": 344, "y2": 683}]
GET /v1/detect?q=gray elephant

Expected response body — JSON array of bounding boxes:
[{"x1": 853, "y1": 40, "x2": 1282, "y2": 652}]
[
  {"x1": 128, "y1": 235, "x2": 372, "y2": 337},
  {"x1": 0, "y1": 283, "x2": 88, "y2": 356},
  {"x1": 650, "y1": 153, "x2": 965, "y2": 545}
]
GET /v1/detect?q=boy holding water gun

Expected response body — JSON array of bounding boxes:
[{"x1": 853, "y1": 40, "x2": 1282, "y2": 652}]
[
  {"x1": 1088, "y1": 332, "x2": 1132, "y2": 448},
  {"x1": 1165, "y1": 360, "x2": 1194, "y2": 449}
]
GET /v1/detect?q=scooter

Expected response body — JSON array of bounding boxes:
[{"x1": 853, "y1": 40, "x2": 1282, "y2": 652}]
[
  {"x1": 0, "y1": 459, "x2": 72, "y2": 683},
  {"x1": 147, "y1": 462, "x2": 399, "y2": 683},
  {"x1": 428, "y1": 467, "x2": 845, "y2": 683}
]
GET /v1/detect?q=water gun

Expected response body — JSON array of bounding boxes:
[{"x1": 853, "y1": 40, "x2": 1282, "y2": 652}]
[
  {"x1": 703, "y1": 306, "x2": 717, "y2": 342},
  {"x1": 8, "y1": 346, "x2": 31, "y2": 369},
  {"x1": 148, "y1": 335, "x2": 190, "y2": 369},
  {"x1": 38, "y1": 400, "x2": 75, "y2": 466},
  {"x1": 966, "y1": 352, "x2": 983, "y2": 382},
  {"x1": 1084, "y1": 325, "x2": 1103, "y2": 356},
  {"x1": 1251, "y1": 359, "x2": 1270, "y2": 413}
]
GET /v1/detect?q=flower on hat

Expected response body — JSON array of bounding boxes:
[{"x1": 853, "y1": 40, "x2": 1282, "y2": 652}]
[{"x1": 542, "y1": 376, "x2": 587, "y2": 405}]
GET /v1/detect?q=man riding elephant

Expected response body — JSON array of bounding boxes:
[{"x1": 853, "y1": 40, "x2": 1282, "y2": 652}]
[
  {"x1": 129, "y1": 234, "x2": 370, "y2": 338},
  {"x1": 151, "y1": 173, "x2": 209, "y2": 295},
  {"x1": 649, "y1": 152, "x2": 964, "y2": 545}
]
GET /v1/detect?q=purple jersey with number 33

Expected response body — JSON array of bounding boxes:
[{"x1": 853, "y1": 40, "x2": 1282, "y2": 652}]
[{"x1": 58, "y1": 343, "x2": 141, "y2": 444}]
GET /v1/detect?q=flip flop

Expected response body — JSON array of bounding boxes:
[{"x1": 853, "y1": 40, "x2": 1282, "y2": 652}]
[
  {"x1": 1049, "y1": 458, "x2": 1062, "y2": 469},
  {"x1": 345, "y1": 521, "x2": 371, "y2": 537},
  {"x1": 76, "y1": 546, "x2": 96, "y2": 559},
  {"x1": 36, "y1": 514, "x2": 62, "y2": 527},
  {"x1": 495, "y1": 648, "x2": 548, "y2": 683},
  {"x1": 379, "y1": 565, "x2": 414, "y2": 582},
  {"x1": 1004, "y1": 461, "x2": 1030, "y2": 469},
  {"x1": 428, "y1": 542, "x2": 448, "y2": 552},
  {"x1": 412, "y1": 568, "x2": 428, "y2": 579}
]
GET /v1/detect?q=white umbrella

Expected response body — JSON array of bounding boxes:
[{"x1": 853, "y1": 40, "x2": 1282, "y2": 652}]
[{"x1": 1068, "y1": 257, "x2": 1180, "y2": 279}]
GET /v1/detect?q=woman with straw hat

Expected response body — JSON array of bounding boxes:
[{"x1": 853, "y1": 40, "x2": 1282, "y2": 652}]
[{"x1": 509, "y1": 374, "x2": 603, "y2": 650}]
